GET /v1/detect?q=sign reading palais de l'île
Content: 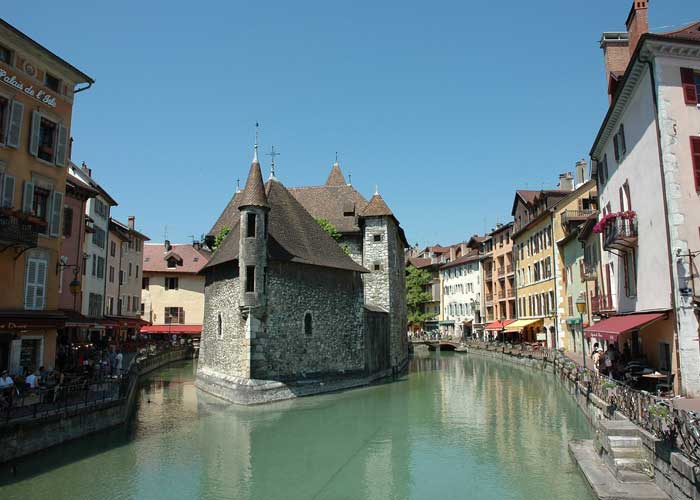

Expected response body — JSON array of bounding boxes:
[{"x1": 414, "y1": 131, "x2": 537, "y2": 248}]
[{"x1": 0, "y1": 68, "x2": 57, "y2": 108}]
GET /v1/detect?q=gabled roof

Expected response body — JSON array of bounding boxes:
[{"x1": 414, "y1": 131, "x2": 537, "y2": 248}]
[
  {"x1": 660, "y1": 21, "x2": 700, "y2": 42},
  {"x1": 439, "y1": 249, "x2": 482, "y2": 270},
  {"x1": 204, "y1": 179, "x2": 368, "y2": 274},
  {"x1": 407, "y1": 256, "x2": 433, "y2": 269},
  {"x1": 109, "y1": 218, "x2": 149, "y2": 241},
  {"x1": 144, "y1": 243, "x2": 211, "y2": 274}
]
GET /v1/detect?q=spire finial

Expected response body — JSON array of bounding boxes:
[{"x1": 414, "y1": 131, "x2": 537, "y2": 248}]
[
  {"x1": 236, "y1": 178, "x2": 241, "y2": 193},
  {"x1": 347, "y1": 173, "x2": 352, "y2": 186},
  {"x1": 266, "y1": 145, "x2": 280, "y2": 179},
  {"x1": 335, "y1": 151, "x2": 338, "y2": 165},
  {"x1": 253, "y1": 122, "x2": 259, "y2": 163},
  {"x1": 375, "y1": 184, "x2": 379, "y2": 196}
]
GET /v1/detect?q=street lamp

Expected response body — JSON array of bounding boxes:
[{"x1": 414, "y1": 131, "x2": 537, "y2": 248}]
[{"x1": 576, "y1": 294, "x2": 587, "y2": 370}]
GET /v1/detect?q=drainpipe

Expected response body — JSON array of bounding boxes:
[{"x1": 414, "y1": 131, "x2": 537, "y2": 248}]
[
  {"x1": 641, "y1": 54, "x2": 683, "y2": 394},
  {"x1": 551, "y1": 211, "x2": 559, "y2": 349}
]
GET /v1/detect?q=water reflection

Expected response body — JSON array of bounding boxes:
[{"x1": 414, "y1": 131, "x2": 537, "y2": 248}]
[{"x1": 0, "y1": 353, "x2": 593, "y2": 500}]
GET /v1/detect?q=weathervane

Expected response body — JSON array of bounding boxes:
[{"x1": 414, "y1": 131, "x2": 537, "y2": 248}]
[
  {"x1": 267, "y1": 145, "x2": 280, "y2": 178},
  {"x1": 253, "y1": 122, "x2": 259, "y2": 163}
]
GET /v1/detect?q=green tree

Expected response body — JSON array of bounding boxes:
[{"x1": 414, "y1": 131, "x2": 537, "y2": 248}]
[
  {"x1": 316, "y1": 218, "x2": 341, "y2": 241},
  {"x1": 213, "y1": 226, "x2": 231, "y2": 250},
  {"x1": 406, "y1": 265, "x2": 434, "y2": 327}
]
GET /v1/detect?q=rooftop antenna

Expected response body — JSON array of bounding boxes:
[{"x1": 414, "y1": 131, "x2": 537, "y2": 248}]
[
  {"x1": 266, "y1": 145, "x2": 280, "y2": 179},
  {"x1": 253, "y1": 122, "x2": 259, "y2": 163},
  {"x1": 335, "y1": 151, "x2": 339, "y2": 164},
  {"x1": 188, "y1": 235, "x2": 196, "y2": 244},
  {"x1": 163, "y1": 225, "x2": 168, "y2": 242}
]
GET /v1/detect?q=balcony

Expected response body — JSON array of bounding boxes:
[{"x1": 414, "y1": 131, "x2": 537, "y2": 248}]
[
  {"x1": 561, "y1": 209, "x2": 597, "y2": 228},
  {"x1": 485, "y1": 272, "x2": 493, "y2": 282},
  {"x1": 506, "y1": 265, "x2": 513, "y2": 275},
  {"x1": 498, "y1": 267, "x2": 505, "y2": 278},
  {"x1": 591, "y1": 294, "x2": 615, "y2": 315},
  {"x1": 0, "y1": 211, "x2": 43, "y2": 252},
  {"x1": 485, "y1": 294, "x2": 494, "y2": 305},
  {"x1": 601, "y1": 213, "x2": 638, "y2": 251}
]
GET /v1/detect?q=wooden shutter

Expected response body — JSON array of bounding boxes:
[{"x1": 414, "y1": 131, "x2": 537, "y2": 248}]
[
  {"x1": 691, "y1": 137, "x2": 700, "y2": 192},
  {"x1": 6, "y1": 100, "x2": 23, "y2": 148},
  {"x1": 613, "y1": 133, "x2": 620, "y2": 162},
  {"x1": 29, "y1": 111, "x2": 41, "y2": 157},
  {"x1": 681, "y1": 68, "x2": 698, "y2": 105},
  {"x1": 623, "y1": 182, "x2": 632, "y2": 210},
  {"x1": 55, "y1": 124, "x2": 67, "y2": 166},
  {"x1": 619, "y1": 124, "x2": 626, "y2": 156},
  {"x1": 1, "y1": 174, "x2": 14, "y2": 208},
  {"x1": 49, "y1": 191, "x2": 63, "y2": 236},
  {"x1": 35, "y1": 259, "x2": 46, "y2": 309},
  {"x1": 24, "y1": 259, "x2": 37, "y2": 308},
  {"x1": 22, "y1": 181, "x2": 34, "y2": 213},
  {"x1": 619, "y1": 187, "x2": 625, "y2": 211}
]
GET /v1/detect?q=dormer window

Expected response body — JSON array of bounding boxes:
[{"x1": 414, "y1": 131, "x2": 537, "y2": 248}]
[
  {"x1": 167, "y1": 257, "x2": 177, "y2": 268},
  {"x1": 343, "y1": 201, "x2": 355, "y2": 216},
  {"x1": 45, "y1": 72, "x2": 60, "y2": 92}
]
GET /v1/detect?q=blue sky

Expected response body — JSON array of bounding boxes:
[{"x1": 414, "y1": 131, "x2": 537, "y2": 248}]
[{"x1": 4, "y1": 1, "x2": 698, "y2": 246}]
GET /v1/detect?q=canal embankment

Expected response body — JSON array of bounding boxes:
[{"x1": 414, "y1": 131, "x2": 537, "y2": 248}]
[
  {"x1": 0, "y1": 346, "x2": 193, "y2": 464},
  {"x1": 463, "y1": 343, "x2": 698, "y2": 500}
]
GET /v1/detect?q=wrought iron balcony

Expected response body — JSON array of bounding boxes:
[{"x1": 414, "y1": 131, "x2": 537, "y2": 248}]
[
  {"x1": 485, "y1": 294, "x2": 494, "y2": 304},
  {"x1": 603, "y1": 215, "x2": 638, "y2": 251},
  {"x1": 0, "y1": 212, "x2": 41, "y2": 251},
  {"x1": 561, "y1": 209, "x2": 597, "y2": 228}
]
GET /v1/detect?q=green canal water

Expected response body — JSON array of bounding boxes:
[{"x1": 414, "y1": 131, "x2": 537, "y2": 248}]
[{"x1": 0, "y1": 352, "x2": 594, "y2": 500}]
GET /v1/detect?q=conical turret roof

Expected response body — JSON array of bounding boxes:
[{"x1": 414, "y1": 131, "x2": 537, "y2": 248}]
[
  {"x1": 325, "y1": 162, "x2": 346, "y2": 186},
  {"x1": 361, "y1": 193, "x2": 393, "y2": 217},
  {"x1": 239, "y1": 160, "x2": 270, "y2": 209}
]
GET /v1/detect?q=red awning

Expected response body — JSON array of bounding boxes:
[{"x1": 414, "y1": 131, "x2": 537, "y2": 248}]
[
  {"x1": 584, "y1": 312, "x2": 667, "y2": 342},
  {"x1": 140, "y1": 325, "x2": 202, "y2": 335},
  {"x1": 484, "y1": 319, "x2": 515, "y2": 331}
]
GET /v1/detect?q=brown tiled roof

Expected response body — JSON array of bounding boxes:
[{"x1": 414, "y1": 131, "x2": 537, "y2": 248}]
[
  {"x1": 204, "y1": 179, "x2": 368, "y2": 273},
  {"x1": 660, "y1": 21, "x2": 700, "y2": 42},
  {"x1": 208, "y1": 192, "x2": 241, "y2": 236},
  {"x1": 287, "y1": 184, "x2": 368, "y2": 233},
  {"x1": 361, "y1": 194, "x2": 393, "y2": 217},
  {"x1": 326, "y1": 162, "x2": 346, "y2": 186},
  {"x1": 439, "y1": 249, "x2": 482, "y2": 270},
  {"x1": 239, "y1": 161, "x2": 269, "y2": 209},
  {"x1": 407, "y1": 257, "x2": 432, "y2": 269},
  {"x1": 143, "y1": 243, "x2": 211, "y2": 274}
]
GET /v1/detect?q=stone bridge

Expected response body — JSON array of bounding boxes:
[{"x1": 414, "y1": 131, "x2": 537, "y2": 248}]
[{"x1": 410, "y1": 339, "x2": 462, "y2": 351}]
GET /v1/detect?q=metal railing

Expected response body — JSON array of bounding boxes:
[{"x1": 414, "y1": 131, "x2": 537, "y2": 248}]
[
  {"x1": 0, "y1": 213, "x2": 40, "y2": 248},
  {"x1": 591, "y1": 294, "x2": 614, "y2": 314},
  {"x1": 561, "y1": 209, "x2": 597, "y2": 227},
  {"x1": 0, "y1": 345, "x2": 190, "y2": 424},
  {"x1": 603, "y1": 216, "x2": 638, "y2": 250}
]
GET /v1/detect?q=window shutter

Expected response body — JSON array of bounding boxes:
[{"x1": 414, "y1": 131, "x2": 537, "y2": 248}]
[
  {"x1": 6, "y1": 100, "x2": 23, "y2": 148},
  {"x1": 49, "y1": 191, "x2": 63, "y2": 236},
  {"x1": 24, "y1": 259, "x2": 37, "y2": 309},
  {"x1": 624, "y1": 182, "x2": 632, "y2": 210},
  {"x1": 1, "y1": 174, "x2": 14, "y2": 208},
  {"x1": 22, "y1": 181, "x2": 34, "y2": 214},
  {"x1": 681, "y1": 68, "x2": 698, "y2": 105},
  {"x1": 619, "y1": 187, "x2": 625, "y2": 211},
  {"x1": 55, "y1": 124, "x2": 67, "y2": 167},
  {"x1": 619, "y1": 124, "x2": 626, "y2": 156},
  {"x1": 35, "y1": 259, "x2": 46, "y2": 309},
  {"x1": 691, "y1": 137, "x2": 700, "y2": 192},
  {"x1": 613, "y1": 133, "x2": 620, "y2": 162},
  {"x1": 29, "y1": 111, "x2": 40, "y2": 157}
]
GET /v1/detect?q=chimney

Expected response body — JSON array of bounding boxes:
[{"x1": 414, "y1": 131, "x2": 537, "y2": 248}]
[
  {"x1": 575, "y1": 159, "x2": 588, "y2": 186},
  {"x1": 600, "y1": 32, "x2": 630, "y2": 101},
  {"x1": 128, "y1": 216, "x2": 135, "y2": 230},
  {"x1": 558, "y1": 172, "x2": 574, "y2": 192},
  {"x1": 626, "y1": 1, "x2": 649, "y2": 58},
  {"x1": 164, "y1": 240, "x2": 171, "y2": 251},
  {"x1": 81, "y1": 161, "x2": 92, "y2": 177}
]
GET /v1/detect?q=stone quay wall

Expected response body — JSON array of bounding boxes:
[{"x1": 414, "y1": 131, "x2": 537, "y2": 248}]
[
  {"x1": 0, "y1": 346, "x2": 192, "y2": 464},
  {"x1": 465, "y1": 344, "x2": 700, "y2": 500}
]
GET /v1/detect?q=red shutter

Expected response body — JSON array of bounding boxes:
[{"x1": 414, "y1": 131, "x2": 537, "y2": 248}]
[
  {"x1": 692, "y1": 136, "x2": 700, "y2": 192},
  {"x1": 681, "y1": 68, "x2": 698, "y2": 105}
]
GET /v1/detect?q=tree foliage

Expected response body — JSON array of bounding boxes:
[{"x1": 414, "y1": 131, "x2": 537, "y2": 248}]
[
  {"x1": 213, "y1": 226, "x2": 231, "y2": 250},
  {"x1": 406, "y1": 265, "x2": 434, "y2": 326},
  {"x1": 316, "y1": 218, "x2": 341, "y2": 241}
]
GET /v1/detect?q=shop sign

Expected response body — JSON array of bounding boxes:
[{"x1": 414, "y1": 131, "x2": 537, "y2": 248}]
[
  {"x1": 536, "y1": 332, "x2": 547, "y2": 341},
  {"x1": 0, "y1": 68, "x2": 57, "y2": 108}
]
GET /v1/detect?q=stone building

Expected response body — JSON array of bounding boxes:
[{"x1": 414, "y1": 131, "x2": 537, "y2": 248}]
[{"x1": 197, "y1": 150, "x2": 409, "y2": 404}]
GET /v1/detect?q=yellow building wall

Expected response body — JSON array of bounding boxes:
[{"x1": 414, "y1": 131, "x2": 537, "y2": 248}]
[{"x1": 141, "y1": 273, "x2": 206, "y2": 325}]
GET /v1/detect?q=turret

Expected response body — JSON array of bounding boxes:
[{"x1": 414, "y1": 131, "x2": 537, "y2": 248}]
[{"x1": 238, "y1": 146, "x2": 270, "y2": 310}]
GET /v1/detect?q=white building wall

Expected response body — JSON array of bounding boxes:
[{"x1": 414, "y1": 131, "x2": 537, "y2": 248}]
[
  {"x1": 82, "y1": 195, "x2": 110, "y2": 317},
  {"x1": 440, "y1": 260, "x2": 482, "y2": 337}
]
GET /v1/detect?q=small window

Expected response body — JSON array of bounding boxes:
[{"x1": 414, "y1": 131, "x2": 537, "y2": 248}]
[
  {"x1": 167, "y1": 257, "x2": 177, "y2": 268},
  {"x1": 245, "y1": 266, "x2": 255, "y2": 293},
  {"x1": 217, "y1": 313, "x2": 223, "y2": 339},
  {"x1": 247, "y1": 212, "x2": 256, "y2": 238},
  {"x1": 165, "y1": 277, "x2": 179, "y2": 290},
  {"x1": 142, "y1": 277, "x2": 149, "y2": 290},
  {"x1": 373, "y1": 234, "x2": 382, "y2": 242},
  {"x1": 62, "y1": 206, "x2": 73, "y2": 237},
  {"x1": 373, "y1": 262, "x2": 382, "y2": 271},
  {"x1": 304, "y1": 312, "x2": 313, "y2": 336},
  {"x1": 45, "y1": 72, "x2": 60, "y2": 92},
  {"x1": 0, "y1": 45, "x2": 12, "y2": 64},
  {"x1": 0, "y1": 96, "x2": 8, "y2": 143}
]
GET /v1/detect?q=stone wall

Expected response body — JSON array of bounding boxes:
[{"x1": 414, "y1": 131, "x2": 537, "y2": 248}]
[
  {"x1": 198, "y1": 265, "x2": 248, "y2": 381},
  {"x1": 253, "y1": 261, "x2": 366, "y2": 380},
  {"x1": 339, "y1": 233, "x2": 363, "y2": 266}
]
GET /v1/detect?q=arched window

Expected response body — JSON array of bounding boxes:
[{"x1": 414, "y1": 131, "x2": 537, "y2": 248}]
[
  {"x1": 217, "y1": 313, "x2": 223, "y2": 339},
  {"x1": 303, "y1": 312, "x2": 312, "y2": 336}
]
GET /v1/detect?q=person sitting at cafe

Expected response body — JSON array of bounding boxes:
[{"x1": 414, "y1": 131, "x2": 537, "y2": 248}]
[
  {"x1": 0, "y1": 370, "x2": 13, "y2": 389},
  {"x1": 25, "y1": 370, "x2": 39, "y2": 389}
]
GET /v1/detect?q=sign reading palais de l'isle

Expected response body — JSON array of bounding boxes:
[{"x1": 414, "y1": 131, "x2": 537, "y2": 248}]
[{"x1": 0, "y1": 68, "x2": 57, "y2": 108}]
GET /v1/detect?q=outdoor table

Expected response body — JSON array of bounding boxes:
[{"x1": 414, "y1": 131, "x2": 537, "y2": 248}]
[{"x1": 642, "y1": 372, "x2": 668, "y2": 392}]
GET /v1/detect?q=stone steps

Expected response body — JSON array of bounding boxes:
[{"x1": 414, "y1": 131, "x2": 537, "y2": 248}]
[
  {"x1": 607, "y1": 435, "x2": 642, "y2": 449},
  {"x1": 611, "y1": 445, "x2": 644, "y2": 459}
]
